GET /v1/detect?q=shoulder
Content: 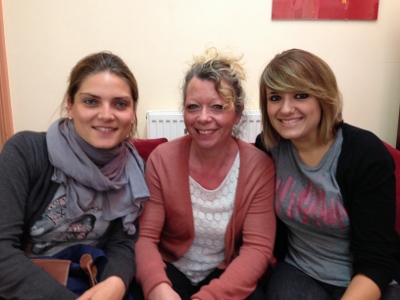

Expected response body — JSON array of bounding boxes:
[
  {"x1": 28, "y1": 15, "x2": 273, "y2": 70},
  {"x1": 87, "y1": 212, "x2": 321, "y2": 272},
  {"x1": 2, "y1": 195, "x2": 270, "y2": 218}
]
[
  {"x1": 341, "y1": 123, "x2": 380, "y2": 143},
  {"x1": 151, "y1": 135, "x2": 191, "y2": 156},
  {"x1": 237, "y1": 138, "x2": 266, "y2": 155},
  {"x1": 158, "y1": 135, "x2": 190, "y2": 150},
  {"x1": 2, "y1": 131, "x2": 47, "y2": 156},
  {"x1": 7, "y1": 130, "x2": 46, "y2": 144},
  {"x1": 337, "y1": 123, "x2": 394, "y2": 182},
  {"x1": 0, "y1": 131, "x2": 50, "y2": 182},
  {"x1": 340, "y1": 123, "x2": 390, "y2": 158},
  {"x1": 146, "y1": 135, "x2": 191, "y2": 167},
  {"x1": 237, "y1": 138, "x2": 275, "y2": 170}
]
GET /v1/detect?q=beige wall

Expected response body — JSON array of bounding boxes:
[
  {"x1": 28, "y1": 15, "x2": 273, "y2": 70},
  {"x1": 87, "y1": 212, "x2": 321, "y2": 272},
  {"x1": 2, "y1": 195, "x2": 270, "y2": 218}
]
[{"x1": 2, "y1": 0, "x2": 400, "y2": 145}]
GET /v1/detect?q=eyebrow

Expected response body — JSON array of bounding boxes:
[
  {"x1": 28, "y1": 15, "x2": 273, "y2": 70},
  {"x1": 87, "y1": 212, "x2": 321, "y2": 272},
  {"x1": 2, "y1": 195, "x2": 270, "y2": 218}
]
[
  {"x1": 78, "y1": 92, "x2": 100, "y2": 99},
  {"x1": 78, "y1": 93, "x2": 132, "y2": 100}
]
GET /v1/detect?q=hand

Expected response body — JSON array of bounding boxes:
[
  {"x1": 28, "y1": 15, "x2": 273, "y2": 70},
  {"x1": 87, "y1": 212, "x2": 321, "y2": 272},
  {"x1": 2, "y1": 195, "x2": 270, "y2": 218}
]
[
  {"x1": 340, "y1": 274, "x2": 381, "y2": 300},
  {"x1": 269, "y1": 257, "x2": 277, "y2": 269},
  {"x1": 77, "y1": 276, "x2": 126, "y2": 300},
  {"x1": 148, "y1": 282, "x2": 181, "y2": 300}
]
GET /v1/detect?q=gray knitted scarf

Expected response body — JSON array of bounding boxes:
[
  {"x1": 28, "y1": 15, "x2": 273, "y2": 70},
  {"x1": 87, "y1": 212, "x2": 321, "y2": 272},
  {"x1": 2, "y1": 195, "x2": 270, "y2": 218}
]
[{"x1": 46, "y1": 119, "x2": 149, "y2": 234}]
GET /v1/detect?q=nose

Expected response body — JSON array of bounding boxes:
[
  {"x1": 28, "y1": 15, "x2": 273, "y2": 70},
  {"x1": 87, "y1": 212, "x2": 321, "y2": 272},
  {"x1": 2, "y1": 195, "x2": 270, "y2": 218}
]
[
  {"x1": 197, "y1": 107, "x2": 211, "y2": 123},
  {"x1": 280, "y1": 97, "x2": 295, "y2": 114},
  {"x1": 97, "y1": 104, "x2": 115, "y2": 120}
]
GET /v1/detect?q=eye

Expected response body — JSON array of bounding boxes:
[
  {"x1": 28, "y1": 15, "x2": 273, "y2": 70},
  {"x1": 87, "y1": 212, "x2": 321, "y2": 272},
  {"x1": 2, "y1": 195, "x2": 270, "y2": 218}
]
[
  {"x1": 295, "y1": 93, "x2": 309, "y2": 99},
  {"x1": 114, "y1": 101, "x2": 129, "y2": 109},
  {"x1": 212, "y1": 104, "x2": 224, "y2": 111},
  {"x1": 269, "y1": 95, "x2": 281, "y2": 102},
  {"x1": 83, "y1": 99, "x2": 97, "y2": 106},
  {"x1": 185, "y1": 104, "x2": 199, "y2": 111}
]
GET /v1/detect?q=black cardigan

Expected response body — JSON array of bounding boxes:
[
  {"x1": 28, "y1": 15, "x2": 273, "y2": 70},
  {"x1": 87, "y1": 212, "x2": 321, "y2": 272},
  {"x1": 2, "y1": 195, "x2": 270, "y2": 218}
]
[{"x1": 255, "y1": 123, "x2": 400, "y2": 293}]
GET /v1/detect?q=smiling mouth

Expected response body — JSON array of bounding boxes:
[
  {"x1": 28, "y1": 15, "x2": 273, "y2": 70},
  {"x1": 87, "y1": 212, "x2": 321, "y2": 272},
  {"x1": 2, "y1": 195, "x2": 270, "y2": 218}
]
[
  {"x1": 93, "y1": 126, "x2": 115, "y2": 132},
  {"x1": 279, "y1": 118, "x2": 302, "y2": 124},
  {"x1": 197, "y1": 129, "x2": 214, "y2": 135}
]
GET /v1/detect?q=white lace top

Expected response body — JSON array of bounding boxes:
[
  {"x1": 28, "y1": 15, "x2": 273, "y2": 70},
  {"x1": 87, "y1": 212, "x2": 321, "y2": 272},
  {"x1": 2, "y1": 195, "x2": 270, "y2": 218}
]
[{"x1": 171, "y1": 153, "x2": 239, "y2": 284}]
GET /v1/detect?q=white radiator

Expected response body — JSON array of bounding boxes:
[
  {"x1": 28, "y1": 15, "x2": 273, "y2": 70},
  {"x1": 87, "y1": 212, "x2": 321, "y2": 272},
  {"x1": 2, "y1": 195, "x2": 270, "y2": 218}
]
[{"x1": 146, "y1": 110, "x2": 262, "y2": 143}]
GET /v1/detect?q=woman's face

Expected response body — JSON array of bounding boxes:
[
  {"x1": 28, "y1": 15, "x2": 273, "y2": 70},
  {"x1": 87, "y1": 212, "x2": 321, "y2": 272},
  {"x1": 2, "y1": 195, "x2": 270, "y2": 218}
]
[
  {"x1": 183, "y1": 77, "x2": 241, "y2": 150},
  {"x1": 266, "y1": 88, "x2": 322, "y2": 146},
  {"x1": 67, "y1": 71, "x2": 136, "y2": 149}
]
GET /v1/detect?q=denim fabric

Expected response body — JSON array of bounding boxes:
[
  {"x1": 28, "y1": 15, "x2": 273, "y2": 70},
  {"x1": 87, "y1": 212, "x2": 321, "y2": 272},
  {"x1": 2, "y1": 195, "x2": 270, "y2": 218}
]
[
  {"x1": 266, "y1": 262, "x2": 400, "y2": 300},
  {"x1": 383, "y1": 282, "x2": 400, "y2": 300},
  {"x1": 266, "y1": 262, "x2": 344, "y2": 300}
]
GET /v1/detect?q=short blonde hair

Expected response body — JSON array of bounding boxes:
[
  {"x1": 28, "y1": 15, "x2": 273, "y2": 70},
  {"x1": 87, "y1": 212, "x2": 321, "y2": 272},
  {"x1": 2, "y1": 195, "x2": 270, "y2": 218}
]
[
  {"x1": 182, "y1": 47, "x2": 247, "y2": 137},
  {"x1": 259, "y1": 49, "x2": 343, "y2": 150}
]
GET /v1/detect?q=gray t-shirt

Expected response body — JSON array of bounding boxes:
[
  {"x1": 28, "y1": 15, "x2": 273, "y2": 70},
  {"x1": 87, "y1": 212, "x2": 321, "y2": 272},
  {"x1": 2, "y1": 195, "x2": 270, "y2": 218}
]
[{"x1": 271, "y1": 130, "x2": 352, "y2": 287}]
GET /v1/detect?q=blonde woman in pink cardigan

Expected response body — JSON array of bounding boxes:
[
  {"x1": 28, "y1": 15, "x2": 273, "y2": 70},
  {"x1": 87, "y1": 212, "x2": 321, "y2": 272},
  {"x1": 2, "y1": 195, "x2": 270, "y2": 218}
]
[{"x1": 132, "y1": 48, "x2": 276, "y2": 300}]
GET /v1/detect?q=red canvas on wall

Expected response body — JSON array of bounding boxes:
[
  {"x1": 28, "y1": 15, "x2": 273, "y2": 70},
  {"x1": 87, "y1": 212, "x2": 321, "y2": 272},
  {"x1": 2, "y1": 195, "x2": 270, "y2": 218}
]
[{"x1": 272, "y1": 0, "x2": 379, "y2": 20}]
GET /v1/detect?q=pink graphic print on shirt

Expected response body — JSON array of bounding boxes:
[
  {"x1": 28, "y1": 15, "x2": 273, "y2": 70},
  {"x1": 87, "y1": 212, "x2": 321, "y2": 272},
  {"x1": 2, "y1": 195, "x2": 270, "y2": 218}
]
[{"x1": 275, "y1": 176, "x2": 348, "y2": 229}]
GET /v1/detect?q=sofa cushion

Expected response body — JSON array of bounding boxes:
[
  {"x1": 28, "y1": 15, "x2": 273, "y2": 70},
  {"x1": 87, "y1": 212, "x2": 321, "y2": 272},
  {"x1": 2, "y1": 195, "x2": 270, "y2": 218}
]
[{"x1": 132, "y1": 138, "x2": 168, "y2": 162}]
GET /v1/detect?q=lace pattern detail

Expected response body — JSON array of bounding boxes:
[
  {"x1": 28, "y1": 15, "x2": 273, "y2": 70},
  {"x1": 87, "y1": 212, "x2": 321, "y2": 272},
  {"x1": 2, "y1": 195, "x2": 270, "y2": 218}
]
[{"x1": 171, "y1": 153, "x2": 240, "y2": 284}]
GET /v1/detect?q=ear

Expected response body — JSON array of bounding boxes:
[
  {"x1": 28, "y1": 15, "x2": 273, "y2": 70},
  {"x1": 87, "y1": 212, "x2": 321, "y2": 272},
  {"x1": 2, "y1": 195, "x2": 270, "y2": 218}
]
[
  {"x1": 66, "y1": 97, "x2": 73, "y2": 118},
  {"x1": 234, "y1": 107, "x2": 244, "y2": 125}
]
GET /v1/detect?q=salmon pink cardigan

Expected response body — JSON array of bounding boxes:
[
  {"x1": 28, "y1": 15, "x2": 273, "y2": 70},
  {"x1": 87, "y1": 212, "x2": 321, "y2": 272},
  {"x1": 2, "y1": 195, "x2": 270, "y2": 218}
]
[{"x1": 135, "y1": 135, "x2": 276, "y2": 299}]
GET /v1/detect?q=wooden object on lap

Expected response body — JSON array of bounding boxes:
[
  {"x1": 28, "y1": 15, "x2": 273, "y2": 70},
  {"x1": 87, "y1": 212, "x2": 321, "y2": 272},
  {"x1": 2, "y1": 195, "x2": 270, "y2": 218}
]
[{"x1": 31, "y1": 258, "x2": 71, "y2": 286}]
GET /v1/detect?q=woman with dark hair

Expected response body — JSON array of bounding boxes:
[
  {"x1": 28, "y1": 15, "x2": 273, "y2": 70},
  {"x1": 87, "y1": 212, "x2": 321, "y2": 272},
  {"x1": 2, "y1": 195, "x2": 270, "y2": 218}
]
[{"x1": 0, "y1": 51, "x2": 149, "y2": 300}]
